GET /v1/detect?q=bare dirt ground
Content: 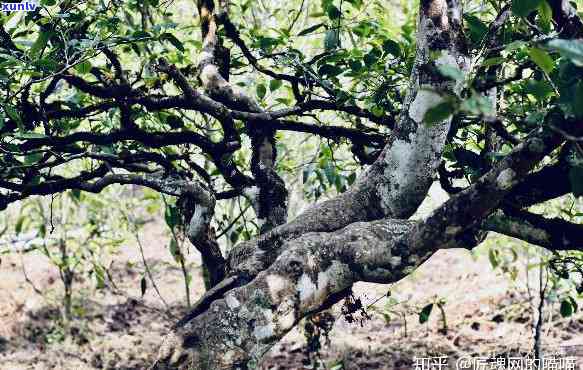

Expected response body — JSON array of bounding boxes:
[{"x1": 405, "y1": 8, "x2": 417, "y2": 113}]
[{"x1": 1, "y1": 215, "x2": 582, "y2": 370}]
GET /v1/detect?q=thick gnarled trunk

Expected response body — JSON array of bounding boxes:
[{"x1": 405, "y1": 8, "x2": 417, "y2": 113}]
[
  {"x1": 149, "y1": 0, "x2": 583, "y2": 368},
  {"x1": 151, "y1": 0, "x2": 471, "y2": 368},
  {"x1": 227, "y1": 0, "x2": 469, "y2": 279},
  {"x1": 2, "y1": 4, "x2": 583, "y2": 370}
]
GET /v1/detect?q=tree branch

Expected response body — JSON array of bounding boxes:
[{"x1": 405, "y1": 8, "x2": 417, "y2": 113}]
[
  {"x1": 548, "y1": 0, "x2": 583, "y2": 38},
  {"x1": 483, "y1": 210, "x2": 583, "y2": 251}
]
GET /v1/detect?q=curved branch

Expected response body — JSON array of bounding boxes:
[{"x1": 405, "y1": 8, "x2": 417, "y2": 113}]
[
  {"x1": 195, "y1": 0, "x2": 289, "y2": 233},
  {"x1": 268, "y1": 119, "x2": 386, "y2": 147},
  {"x1": 483, "y1": 210, "x2": 583, "y2": 251},
  {"x1": 548, "y1": 0, "x2": 583, "y2": 38},
  {"x1": 179, "y1": 185, "x2": 226, "y2": 288},
  {"x1": 273, "y1": 100, "x2": 396, "y2": 128},
  {"x1": 400, "y1": 119, "x2": 582, "y2": 258},
  {"x1": 17, "y1": 128, "x2": 222, "y2": 154},
  {"x1": 503, "y1": 157, "x2": 572, "y2": 208},
  {"x1": 219, "y1": 15, "x2": 302, "y2": 85}
]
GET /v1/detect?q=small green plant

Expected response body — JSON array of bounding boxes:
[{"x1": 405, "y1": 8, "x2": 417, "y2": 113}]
[
  {"x1": 12, "y1": 188, "x2": 128, "y2": 321},
  {"x1": 162, "y1": 195, "x2": 192, "y2": 306},
  {"x1": 418, "y1": 297, "x2": 448, "y2": 335}
]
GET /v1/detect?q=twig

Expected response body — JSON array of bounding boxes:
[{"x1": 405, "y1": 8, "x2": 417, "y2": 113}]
[
  {"x1": 161, "y1": 195, "x2": 191, "y2": 308},
  {"x1": 123, "y1": 211, "x2": 171, "y2": 312},
  {"x1": 216, "y1": 204, "x2": 251, "y2": 239},
  {"x1": 135, "y1": 228, "x2": 171, "y2": 310},
  {"x1": 20, "y1": 253, "x2": 43, "y2": 296},
  {"x1": 533, "y1": 260, "x2": 549, "y2": 359}
]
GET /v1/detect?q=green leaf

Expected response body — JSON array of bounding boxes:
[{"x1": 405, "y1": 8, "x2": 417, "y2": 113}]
[
  {"x1": 505, "y1": 40, "x2": 527, "y2": 52},
  {"x1": 70, "y1": 189, "x2": 82, "y2": 201},
  {"x1": 256, "y1": 83, "x2": 267, "y2": 99},
  {"x1": 275, "y1": 97, "x2": 291, "y2": 105},
  {"x1": 437, "y1": 64, "x2": 464, "y2": 81},
  {"x1": 352, "y1": 20, "x2": 374, "y2": 37},
  {"x1": 482, "y1": 57, "x2": 505, "y2": 68},
  {"x1": 74, "y1": 61, "x2": 92, "y2": 75},
  {"x1": 29, "y1": 31, "x2": 50, "y2": 59},
  {"x1": 547, "y1": 39, "x2": 583, "y2": 67},
  {"x1": 297, "y1": 23, "x2": 325, "y2": 36},
  {"x1": 346, "y1": 0, "x2": 363, "y2": 9},
  {"x1": 363, "y1": 47, "x2": 381, "y2": 66},
  {"x1": 488, "y1": 248, "x2": 499, "y2": 269},
  {"x1": 464, "y1": 14, "x2": 489, "y2": 43},
  {"x1": 560, "y1": 299, "x2": 574, "y2": 317},
  {"x1": 160, "y1": 32, "x2": 185, "y2": 52},
  {"x1": 324, "y1": 29, "x2": 340, "y2": 50},
  {"x1": 323, "y1": 162, "x2": 336, "y2": 185},
  {"x1": 524, "y1": 80, "x2": 554, "y2": 99},
  {"x1": 348, "y1": 59, "x2": 363, "y2": 72},
  {"x1": 257, "y1": 36, "x2": 281, "y2": 52},
  {"x1": 423, "y1": 101, "x2": 455, "y2": 125},
  {"x1": 569, "y1": 166, "x2": 583, "y2": 197},
  {"x1": 132, "y1": 30, "x2": 152, "y2": 39},
  {"x1": 347, "y1": 172, "x2": 356, "y2": 185},
  {"x1": 164, "y1": 204, "x2": 180, "y2": 229},
  {"x1": 512, "y1": 0, "x2": 543, "y2": 17},
  {"x1": 38, "y1": 223, "x2": 46, "y2": 238},
  {"x1": 569, "y1": 296, "x2": 579, "y2": 314},
  {"x1": 538, "y1": 1, "x2": 553, "y2": 31},
  {"x1": 573, "y1": 81, "x2": 583, "y2": 118},
  {"x1": 15, "y1": 216, "x2": 26, "y2": 235},
  {"x1": 4, "y1": 105, "x2": 22, "y2": 128},
  {"x1": 326, "y1": 5, "x2": 342, "y2": 20},
  {"x1": 335, "y1": 89, "x2": 350, "y2": 103},
  {"x1": 94, "y1": 265, "x2": 106, "y2": 289},
  {"x1": 36, "y1": 57, "x2": 58, "y2": 72},
  {"x1": 318, "y1": 63, "x2": 343, "y2": 77},
  {"x1": 229, "y1": 228, "x2": 240, "y2": 243},
  {"x1": 140, "y1": 276, "x2": 147, "y2": 297},
  {"x1": 169, "y1": 238, "x2": 181, "y2": 262},
  {"x1": 24, "y1": 153, "x2": 42, "y2": 165},
  {"x1": 460, "y1": 94, "x2": 496, "y2": 116},
  {"x1": 419, "y1": 303, "x2": 434, "y2": 324},
  {"x1": 269, "y1": 79, "x2": 283, "y2": 92},
  {"x1": 568, "y1": 296, "x2": 579, "y2": 313},
  {"x1": 303, "y1": 166, "x2": 312, "y2": 183},
  {"x1": 165, "y1": 114, "x2": 184, "y2": 129},
  {"x1": 370, "y1": 104, "x2": 384, "y2": 117},
  {"x1": 13, "y1": 132, "x2": 47, "y2": 139},
  {"x1": 382, "y1": 39, "x2": 401, "y2": 57},
  {"x1": 528, "y1": 47, "x2": 555, "y2": 74}
]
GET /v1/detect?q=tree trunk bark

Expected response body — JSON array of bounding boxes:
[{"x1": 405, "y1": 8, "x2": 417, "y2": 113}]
[{"x1": 151, "y1": 0, "x2": 471, "y2": 368}]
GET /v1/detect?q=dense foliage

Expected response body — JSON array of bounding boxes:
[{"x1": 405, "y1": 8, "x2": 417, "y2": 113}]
[{"x1": 0, "y1": 1, "x2": 582, "y2": 215}]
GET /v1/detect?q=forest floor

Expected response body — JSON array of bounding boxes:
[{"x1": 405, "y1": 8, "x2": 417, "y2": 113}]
[{"x1": 1, "y1": 215, "x2": 583, "y2": 370}]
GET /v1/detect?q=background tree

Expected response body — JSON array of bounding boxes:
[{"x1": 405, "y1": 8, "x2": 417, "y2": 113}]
[{"x1": 1, "y1": 0, "x2": 583, "y2": 369}]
